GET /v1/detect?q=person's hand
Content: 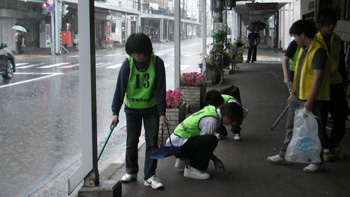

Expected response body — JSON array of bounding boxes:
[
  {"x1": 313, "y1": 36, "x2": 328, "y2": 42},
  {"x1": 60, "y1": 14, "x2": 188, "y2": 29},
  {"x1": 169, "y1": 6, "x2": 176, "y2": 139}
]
[
  {"x1": 160, "y1": 115, "x2": 168, "y2": 127},
  {"x1": 304, "y1": 100, "x2": 313, "y2": 112},
  {"x1": 283, "y1": 78, "x2": 290, "y2": 86},
  {"x1": 110, "y1": 115, "x2": 119, "y2": 130},
  {"x1": 213, "y1": 158, "x2": 226, "y2": 170}
]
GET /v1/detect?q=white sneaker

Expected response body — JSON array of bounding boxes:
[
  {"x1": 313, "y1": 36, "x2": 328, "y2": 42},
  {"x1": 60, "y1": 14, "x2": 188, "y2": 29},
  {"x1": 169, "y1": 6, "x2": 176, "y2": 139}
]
[
  {"x1": 233, "y1": 134, "x2": 241, "y2": 140},
  {"x1": 175, "y1": 158, "x2": 189, "y2": 169},
  {"x1": 121, "y1": 173, "x2": 137, "y2": 183},
  {"x1": 184, "y1": 166, "x2": 210, "y2": 180},
  {"x1": 144, "y1": 175, "x2": 164, "y2": 189},
  {"x1": 267, "y1": 155, "x2": 291, "y2": 164},
  {"x1": 215, "y1": 133, "x2": 227, "y2": 140},
  {"x1": 303, "y1": 164, "x2": 324, "y2": 173}
]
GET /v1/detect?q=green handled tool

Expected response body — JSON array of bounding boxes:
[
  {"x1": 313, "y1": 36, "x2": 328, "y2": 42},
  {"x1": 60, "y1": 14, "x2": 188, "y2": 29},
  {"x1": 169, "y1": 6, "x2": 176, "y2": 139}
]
[{"x1": 98, "y1": 125, "x2": 115, "y2": 161}]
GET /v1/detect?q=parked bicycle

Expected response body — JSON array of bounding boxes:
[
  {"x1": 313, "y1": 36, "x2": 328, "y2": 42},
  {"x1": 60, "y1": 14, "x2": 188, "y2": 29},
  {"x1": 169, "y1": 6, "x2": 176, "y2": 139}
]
[
  {"x1": 229, "y1": 44, "x2": 239, "y2": 74},
  {"x1": 204, "y1": 53, "x2": 224, "y2": 86}
]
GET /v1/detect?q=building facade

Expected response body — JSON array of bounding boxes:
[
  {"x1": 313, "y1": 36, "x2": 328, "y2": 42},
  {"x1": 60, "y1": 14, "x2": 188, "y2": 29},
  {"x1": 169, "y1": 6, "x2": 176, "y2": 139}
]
[{"x1": 0, "y1": 0, "x2": 200, "y2": 53}]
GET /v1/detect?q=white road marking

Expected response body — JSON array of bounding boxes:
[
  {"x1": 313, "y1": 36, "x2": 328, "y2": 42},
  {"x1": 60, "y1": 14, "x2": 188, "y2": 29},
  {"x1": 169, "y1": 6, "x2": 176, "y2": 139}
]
[
  {"x1": 16, "y1": 63, "x2": 29, "y2": 67},
  {"x1": 16, "y1": 63, "x2": 45, "y2": 69},
  {"x1": 0, "y1": 73, "x2": 63, "y2": 89},
  {"x1": 105, "y1": 54, "x2": 126, "y2": 57},
  {"x1": 38, "y1": 63, "x2": 69, "y2": 69},
  {"x1": 60, "y1": 64, "x2": 79, "y2": 68},
  {"x1": 106, "y1": 63, "x2": 122, "y2": 69},
  {"x1": 14, "y1": 72, "x2": 63, "y2": 75}
]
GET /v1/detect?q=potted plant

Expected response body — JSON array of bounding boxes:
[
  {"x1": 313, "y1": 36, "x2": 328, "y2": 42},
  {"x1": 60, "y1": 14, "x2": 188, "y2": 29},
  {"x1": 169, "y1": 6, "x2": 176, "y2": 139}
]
[
  {"x1": 180, "y1": 72, "x2": 206, "y2": 87},
  {"x1": 234, "y1": 34, "x2": 244, "y2": 63},
  {"x1": 160, "y1": 88, "x2": 186, "y2": 139},
  {"x1": 180, "y1": 72, "x2": 206, "y2": 112},
  {"x1": 166, "y1": 88, "x2": 185, "y2": 108},
  {"x1": 209, "y1": 26, "x2": 232, "y2": 69}
]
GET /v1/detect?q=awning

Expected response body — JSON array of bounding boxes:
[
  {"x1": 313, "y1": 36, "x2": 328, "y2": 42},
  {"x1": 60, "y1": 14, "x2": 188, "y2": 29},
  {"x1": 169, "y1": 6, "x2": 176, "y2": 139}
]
[{"x1": 234, "y1": 2, "x2": 287, "y2": 25}]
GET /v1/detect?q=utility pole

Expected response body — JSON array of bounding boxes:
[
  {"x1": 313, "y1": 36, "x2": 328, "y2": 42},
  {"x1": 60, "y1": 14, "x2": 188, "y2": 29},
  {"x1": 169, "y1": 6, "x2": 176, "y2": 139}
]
[
  {"x1": 54, "y1": 0, "x2": 62, "y2": 54},
  {"x1": 51, "y1": 12, "x2": 55, "y2": 55},
  {"x1": 213, "y1": 0, "x2": 224, "y2": 29}
]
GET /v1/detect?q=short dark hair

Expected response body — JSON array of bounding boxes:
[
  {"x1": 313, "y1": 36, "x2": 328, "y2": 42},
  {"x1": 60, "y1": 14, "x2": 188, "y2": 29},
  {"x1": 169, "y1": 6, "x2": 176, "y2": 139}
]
[
  {"x1": 204, "y1": 89, "x2": 224, "y2": 107},
  {"x1": 289, "y1": 20, "x2": 317, "y2": 38},
  {"x1": 219, "y1": 102, "x2": 243, "y2": 126},
  {"x1": 125, "y1": 33, "x2": 153, "y2": 57},
  {"x1": 316, "y1": 8, "x2": 337, "y2": 29}
]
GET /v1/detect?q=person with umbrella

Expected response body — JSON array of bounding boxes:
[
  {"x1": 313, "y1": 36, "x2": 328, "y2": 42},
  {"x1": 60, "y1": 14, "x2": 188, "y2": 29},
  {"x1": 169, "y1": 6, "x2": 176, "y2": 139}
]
[
  {"x1": 246, "y1": 31, "x2": 260, "y2": 63},
  {"x1": 12, "y1": 24, "x2": 27, "y2": 54},
  {"x1": 13, "y1": 31, "x2": 25, "y2": 54}
]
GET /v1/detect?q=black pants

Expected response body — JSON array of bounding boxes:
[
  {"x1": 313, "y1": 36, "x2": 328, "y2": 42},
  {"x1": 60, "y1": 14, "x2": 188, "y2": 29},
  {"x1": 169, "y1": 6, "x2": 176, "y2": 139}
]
[
  {"x1": 17, "y1": 41, "x2": 23, "y2": 54},
  {"x1": 247, "y1": 46, "x2": 257, "y2": 62},
  {"x1": 325, "y1": 83, "x2": 348, "y2": 149},
  {"x1": 178, "y1": 135, "x2": 218, "y2": 171},
  {"x1": 216, "y1": 124, "x2": 241, "y2": 136}
]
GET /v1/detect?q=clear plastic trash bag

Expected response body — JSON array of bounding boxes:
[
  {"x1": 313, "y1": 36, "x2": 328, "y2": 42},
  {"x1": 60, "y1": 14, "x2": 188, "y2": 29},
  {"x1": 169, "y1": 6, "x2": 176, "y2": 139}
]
[{"x1": 285, "y1": 108, "x2": 322, "y2": 163}]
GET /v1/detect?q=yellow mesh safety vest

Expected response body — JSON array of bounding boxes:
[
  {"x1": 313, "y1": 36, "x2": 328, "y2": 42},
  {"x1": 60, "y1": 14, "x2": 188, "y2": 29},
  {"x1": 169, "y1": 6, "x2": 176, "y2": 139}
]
[
  {"x1": 293, "y1": 38, "x2": 330, "y2": 101},
  {"x1": 316, "y1": 32, "x2": 342, "y2": 85},
  {"x1": 174, "y1": 105, "x2": 219, "y2": 138},
  {"x1": 221, "y1": 94, "x2": 241, "y2": 105}
]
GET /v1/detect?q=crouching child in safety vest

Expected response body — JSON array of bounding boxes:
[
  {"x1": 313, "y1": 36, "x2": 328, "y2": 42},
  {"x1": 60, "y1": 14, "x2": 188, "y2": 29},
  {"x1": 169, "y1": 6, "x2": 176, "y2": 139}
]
[
  {"x1": 204, "y1": 89, "x2": 249, "y2": 140},
  {"x1": 166, "y1": 102, "x2": 243, "y2": 180}
]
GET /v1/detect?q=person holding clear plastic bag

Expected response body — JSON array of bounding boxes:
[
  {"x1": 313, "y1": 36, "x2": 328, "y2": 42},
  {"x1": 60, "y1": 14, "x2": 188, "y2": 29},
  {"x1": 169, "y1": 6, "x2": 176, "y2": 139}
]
[{"x1": 267, "y1": 20, "x2": 329, "y2": 173}]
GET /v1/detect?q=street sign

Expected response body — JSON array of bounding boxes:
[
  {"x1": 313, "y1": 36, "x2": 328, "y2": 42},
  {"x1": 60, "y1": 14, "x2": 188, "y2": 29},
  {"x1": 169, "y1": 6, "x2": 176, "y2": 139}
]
[
  {"x1": 47, "y1": 5, "x2": 55, "y2": 13},
  {"x1": 47, "y1": 0, "x2": 54, "y2": 5}
]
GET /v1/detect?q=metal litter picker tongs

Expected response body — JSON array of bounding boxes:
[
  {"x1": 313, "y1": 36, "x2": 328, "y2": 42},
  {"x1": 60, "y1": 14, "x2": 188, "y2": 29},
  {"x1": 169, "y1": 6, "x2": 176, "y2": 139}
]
[{"x1": 271, "y1": 82, "x2": 292, "y2": 131}]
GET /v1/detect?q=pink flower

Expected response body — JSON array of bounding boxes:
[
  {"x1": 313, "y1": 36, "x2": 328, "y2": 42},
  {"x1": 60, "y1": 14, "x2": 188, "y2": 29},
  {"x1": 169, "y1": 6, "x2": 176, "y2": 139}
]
[
  {"x1": 167, "y1": 100, "x2": 172, "y2": 108},
  {"x1": 180, "y1": 72, "x2": 206, "y2": 87},
  {"x1": 165, "y1": 88, "x2": 184, "y2": 108}
]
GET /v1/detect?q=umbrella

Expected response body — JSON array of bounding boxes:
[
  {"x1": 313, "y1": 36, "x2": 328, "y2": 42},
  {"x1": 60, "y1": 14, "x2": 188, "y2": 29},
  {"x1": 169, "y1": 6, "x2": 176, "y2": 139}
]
[
  {"x1": 247, "y1": 21, "x2": 267, "y2": 32},
  {"x1": 11, "y1": 24, "x2": 27, "y2": 32}
]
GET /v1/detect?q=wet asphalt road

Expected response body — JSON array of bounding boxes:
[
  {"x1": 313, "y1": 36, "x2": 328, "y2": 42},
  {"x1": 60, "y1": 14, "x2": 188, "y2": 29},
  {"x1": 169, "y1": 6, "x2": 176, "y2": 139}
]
[{"x1": 0, "y1": 38, "x2": 204, "y2": 197}]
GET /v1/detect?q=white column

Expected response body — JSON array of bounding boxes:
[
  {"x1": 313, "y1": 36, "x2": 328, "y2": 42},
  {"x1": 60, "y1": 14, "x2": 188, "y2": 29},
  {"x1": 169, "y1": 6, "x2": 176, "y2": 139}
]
[
  {"x1": 167, "y1": 20, "x2": 169, "y2": 41},
  {"x1": 68, "y1": 0, "x2": 98, "y2": 194},
  {"x1": 160, "y1": 18, "x2": 164, "y2": 42},
  {"x1": 278, "y1": 9, "x2": 281, "y2": 49},
  {"x1": 136, "y1": 15, "x2": 141, "y2": 33},
  {"x1": 282, "y1": 6, "x2": 285, "y2": 49},
  {"x1": 202, "y1": 0, "x2": 206, "y2": 73},
  {"x1": 288, "y1": 2, "x2": 292, "y2": 46},
  {"x1": 55, "y1": 0, "x2": 59, "y2": 54},
  {"x1": 124, "y1": 13, "x2": 128, "y2": 42},
  {"x1": 51, "y1": 12, "x2": 55, "y2": 56},
  {"x1": 174, "y1": 0, "x2": 181, "y2": 89}
]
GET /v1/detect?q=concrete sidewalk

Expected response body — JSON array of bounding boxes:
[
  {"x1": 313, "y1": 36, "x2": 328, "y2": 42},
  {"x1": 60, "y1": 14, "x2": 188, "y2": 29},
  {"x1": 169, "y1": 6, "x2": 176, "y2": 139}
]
[{"x1": 102, "y1": 47, "x2": 350, "y2": 197}]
